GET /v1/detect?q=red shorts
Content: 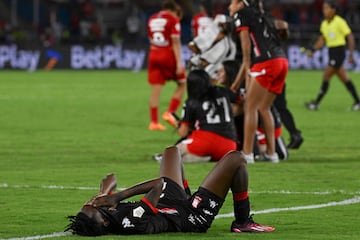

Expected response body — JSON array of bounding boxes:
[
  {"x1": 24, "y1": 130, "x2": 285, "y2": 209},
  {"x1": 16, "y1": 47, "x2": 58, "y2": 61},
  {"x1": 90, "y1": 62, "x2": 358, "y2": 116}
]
[
  {"x1": 185, "y1": 130, "x2": 237, "y2": 161},
  {"x1": 250, "y1": 58, "x2": 288, "y2": 94},
  {"x1": 148, "y1": 48, "x2": 186, "y2": 85}
]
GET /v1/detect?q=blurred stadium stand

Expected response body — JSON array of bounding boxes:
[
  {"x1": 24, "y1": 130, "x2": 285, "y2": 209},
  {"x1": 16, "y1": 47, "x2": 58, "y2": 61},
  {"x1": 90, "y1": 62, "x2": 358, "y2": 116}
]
[
  {"x1": 1, "y1": 0, "x2": 359, "y2": 47},
  {"x1": 1, "y1": 0, "x2": 359, "y2": 71}
]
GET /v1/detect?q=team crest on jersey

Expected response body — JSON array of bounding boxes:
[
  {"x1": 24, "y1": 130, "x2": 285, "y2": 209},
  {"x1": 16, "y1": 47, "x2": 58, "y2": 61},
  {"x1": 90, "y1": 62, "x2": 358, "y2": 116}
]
[
  {"x1": 122, "y1": 217, "x2": 135, "y2": 228},
  {"x1": 192, "y1": 196, "x2": 202, "y2": 208},
  {"x1": 133, "y1": 206, "x2": 145, "y2": 218}
]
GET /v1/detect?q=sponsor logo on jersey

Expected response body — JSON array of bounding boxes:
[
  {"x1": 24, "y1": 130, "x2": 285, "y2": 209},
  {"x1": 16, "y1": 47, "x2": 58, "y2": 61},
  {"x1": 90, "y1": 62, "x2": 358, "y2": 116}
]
[
  {"x1": 209, "y1": 199, "x2": 218, "y2": 209},
  {"x1": 122, "y1": 217, "x2": 134, "y2": 228}
]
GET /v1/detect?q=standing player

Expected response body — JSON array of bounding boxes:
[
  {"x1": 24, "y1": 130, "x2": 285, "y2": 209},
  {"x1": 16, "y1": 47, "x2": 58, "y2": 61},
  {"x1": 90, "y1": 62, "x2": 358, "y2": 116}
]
[
  {"x1": 147, "y1": 0, "x2": 187, "y2": 130},
  {"x1": 191, "y1": 0, "x2": 213, "y2": 38},
  {"x1": 274, "y1": 84, "x2": 304, "y2": 149},
  {"x1": 305, "y1": 0, "x2": 360, "y2": 111},
  {"x1": 229, "y1": 0, "x2": 289, "y2": 163}
]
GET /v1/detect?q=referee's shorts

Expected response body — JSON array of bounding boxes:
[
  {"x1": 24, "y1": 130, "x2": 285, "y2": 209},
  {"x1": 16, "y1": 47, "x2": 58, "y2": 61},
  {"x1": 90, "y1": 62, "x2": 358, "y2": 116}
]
[{"x1": 328, "y1": 46, "x2": 346, "y2": 69}]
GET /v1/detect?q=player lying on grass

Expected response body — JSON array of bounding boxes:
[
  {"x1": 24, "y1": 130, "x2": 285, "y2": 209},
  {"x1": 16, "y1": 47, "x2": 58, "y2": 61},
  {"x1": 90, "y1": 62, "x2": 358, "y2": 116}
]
[{"x1": 66, "y1": 146, "x2": 274, "y2": 236}]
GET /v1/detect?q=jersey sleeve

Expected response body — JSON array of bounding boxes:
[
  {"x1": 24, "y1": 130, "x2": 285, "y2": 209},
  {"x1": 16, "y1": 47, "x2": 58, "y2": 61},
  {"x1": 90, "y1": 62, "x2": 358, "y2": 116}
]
[
  {"x1": 170, "y1": 17, "x2": 181, "y2": 37},
  {"x1": 320, "y1": 21, "x2": 325, "y2": 36},
  {"x1": 338, "y1": 17, "x2": 351, "y2": 36},
  {"x1": 180, "y1": 100, "x2": 197, "y2": 126}
]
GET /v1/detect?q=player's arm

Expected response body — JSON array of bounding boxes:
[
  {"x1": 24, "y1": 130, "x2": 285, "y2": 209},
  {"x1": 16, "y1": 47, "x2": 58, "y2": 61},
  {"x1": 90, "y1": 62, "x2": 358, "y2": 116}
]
[
  {"x1": 231, "y1": 30, "x2": 251, "y2": 91},
  {"x1": 274, "y1": 19, "x2": 289, "y2": 40},
  {"x1": 177, "y1": 122, "x2": 191, "y2": 137},
  {"x1": 92, "y1": 178, "x2": 164, "y2": 208},
  {"x1": 306, "y1": 35, "x2": 325, "y2": 57},
  {"x1": 171, "y1": 35, "x2": 184, "y2": 75}
]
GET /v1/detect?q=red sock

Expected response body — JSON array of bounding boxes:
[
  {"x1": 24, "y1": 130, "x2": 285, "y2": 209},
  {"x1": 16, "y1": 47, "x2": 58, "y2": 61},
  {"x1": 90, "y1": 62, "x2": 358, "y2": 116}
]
[
  {"x1": 168, "y1": 98, "x2": 181, "y2": 113},
  {"x1": 150, "y1": 107, "x2": 158, "y2": 123}
]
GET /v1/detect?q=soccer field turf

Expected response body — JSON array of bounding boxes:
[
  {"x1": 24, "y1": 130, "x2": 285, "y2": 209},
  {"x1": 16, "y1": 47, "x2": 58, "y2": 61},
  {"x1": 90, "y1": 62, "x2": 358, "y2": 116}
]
[{"x1": 0, "y1": 70, "x2": 359, "y2": 239}]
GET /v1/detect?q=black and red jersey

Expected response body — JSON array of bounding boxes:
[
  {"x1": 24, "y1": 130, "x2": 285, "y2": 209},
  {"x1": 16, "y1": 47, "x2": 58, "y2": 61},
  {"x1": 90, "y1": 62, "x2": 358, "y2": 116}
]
[
  {"x1": 180, "y1": 86, "x2": 237, "y2": 141},
  {"x1": 97, "y1": 178, "x2": 223, "y2": 234},
  {"x1": 232, "y1": 7, "x2": 286, "y2": 64}
]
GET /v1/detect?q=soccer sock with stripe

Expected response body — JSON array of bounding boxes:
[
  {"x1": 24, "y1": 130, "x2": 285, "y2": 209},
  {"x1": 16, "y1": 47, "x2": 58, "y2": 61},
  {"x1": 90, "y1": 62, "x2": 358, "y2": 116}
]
[{"x1": 233, "y1": 192, "x2": 250, "y2": 224}]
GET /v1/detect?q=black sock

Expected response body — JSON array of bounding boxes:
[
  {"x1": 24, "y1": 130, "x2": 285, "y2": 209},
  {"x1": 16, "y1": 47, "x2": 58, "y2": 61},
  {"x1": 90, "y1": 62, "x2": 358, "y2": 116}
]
[
  {"x1": 345, "y1": 80, "x2": 360, "y2": 103},
  {"x1": 233, "y1": 193, "x2": 250, "y2": 223},
  {"x1": 315, "y1": 81, "x2": 329, "y2": 104}
]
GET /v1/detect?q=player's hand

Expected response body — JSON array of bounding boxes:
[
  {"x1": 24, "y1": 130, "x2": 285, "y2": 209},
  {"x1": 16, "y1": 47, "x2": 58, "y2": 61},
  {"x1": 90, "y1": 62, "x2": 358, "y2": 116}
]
[
  {"x1": 176, "y1": 63, "x2": 185, "y2": 76},
  {"x1": 100, "y1": 173, "x2": 117, "y2": 194},
  {"x1": 301, "y1": 47, "x2": 313, "y2": 57},
  {"x1": 92, "y1": 194, "x2": 118, "y2": 209},
  {"x1": 349, "y1": 54, "x2": 355, "y2": 65},
  {"x1": 306, "y1": 50, "x2": 313, "y2": 57}
]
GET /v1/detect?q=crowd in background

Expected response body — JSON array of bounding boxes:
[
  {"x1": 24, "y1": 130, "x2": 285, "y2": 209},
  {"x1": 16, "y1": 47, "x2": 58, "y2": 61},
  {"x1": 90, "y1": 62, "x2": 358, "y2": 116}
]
[{"x1": 0, "y1": 0, "x2": 360, "y2": 48}]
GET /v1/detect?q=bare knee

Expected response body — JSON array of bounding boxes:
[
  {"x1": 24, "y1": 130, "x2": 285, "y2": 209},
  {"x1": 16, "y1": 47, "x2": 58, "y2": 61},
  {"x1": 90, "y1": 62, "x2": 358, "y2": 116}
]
[{"x1": 223, "y1": 150, "x2": 247, "y2": 166}]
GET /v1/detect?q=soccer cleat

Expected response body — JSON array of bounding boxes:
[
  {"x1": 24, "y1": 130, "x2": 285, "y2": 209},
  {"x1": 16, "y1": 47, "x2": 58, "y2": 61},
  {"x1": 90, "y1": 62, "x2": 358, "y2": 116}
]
[
  {"x1": 231, "y1": 216, "x2": 275, "y2": 233},
  {"x1": 241, "y1": 151, "x2": 255, "y2": 164},
  {"x1": 162, "y1": 112, "x2": 178, "y2": 128},
  {"x1": 148, "y1": 122, "x2": 167, "y2": 131},
  {"x1": 305, "y1": 101, "x2": 319, "y2": 111},
  {"x1": 287, "y1": 132, "x2": 304, "y2": 149},
  {"x1": 352, "y1": 102, "x2": 360, "y2": 111},
  {"x1": 152, "y1": 153, "x2": 163, "y2": 163},
  {"x1": 255, "y1": 152, "x2": 279, "y2": 163}
]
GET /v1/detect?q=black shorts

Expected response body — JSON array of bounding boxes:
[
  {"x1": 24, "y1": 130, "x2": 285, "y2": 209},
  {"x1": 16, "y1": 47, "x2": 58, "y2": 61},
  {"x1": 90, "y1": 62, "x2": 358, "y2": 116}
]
[
  {"x1": 159, "y1": 178, "x2": 224, "y2": 233},
  {"x1": 328, "y1": 46, "x2": 346, "y2": 69}
]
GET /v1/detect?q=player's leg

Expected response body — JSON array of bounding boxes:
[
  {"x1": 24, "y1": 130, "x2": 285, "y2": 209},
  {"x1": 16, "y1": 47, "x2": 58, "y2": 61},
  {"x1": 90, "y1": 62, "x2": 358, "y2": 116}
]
[
  {"x1": 200, "y1": 150, "x2": 247, "y2": 198},
  {"x1": 258, "y1": 91, "x2": 277, "y2": 158},
  {"x1": 178, "y1": 143, "x2": 211, "y2": 162},
  {"x1": 274, "y1": 86, "x2": 303, "y2": 149},
  {"x1": 336, "y1": 66, "x2": 360, "y2": 110},
  {"x1": 149, "y1": 84, "x2": 167, "y2": 130},
  {"x1": 242, "y1": 77, "x2": 271, "y2": 163},
  {"x1": 148, "y1": 59, "x2": 167, "y2": 130},
  {"x1": 163, "y1": 80, "x2": 186, "y2": 128},
  {"x1": 159, "y1": 146, "x2": 184, "y2": 189},
  {"x1": 305, "y1": 65, "x2": 335, "y2": 110},
  {"x1": 200, "y1": 151, "x2": 274, "y2": 233},
  {"x1": 275, "y1": 134, "x2": 288, "y2": 160}
]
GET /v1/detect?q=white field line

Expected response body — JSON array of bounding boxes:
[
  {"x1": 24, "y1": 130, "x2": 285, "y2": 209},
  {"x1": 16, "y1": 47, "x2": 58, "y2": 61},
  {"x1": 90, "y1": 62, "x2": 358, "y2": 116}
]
[
  {"x1": 1, "y1": 191, "x2": 359, "y2": 240},
  {"x1": 1, "y1": 183, "x2": 360, "y2": 195},
  {"x1": 1, "y1": 232, "x2": 72, "y2": 240},
  {"x1": 216, "y1": 196, "x2": 360, "y2": 218}
]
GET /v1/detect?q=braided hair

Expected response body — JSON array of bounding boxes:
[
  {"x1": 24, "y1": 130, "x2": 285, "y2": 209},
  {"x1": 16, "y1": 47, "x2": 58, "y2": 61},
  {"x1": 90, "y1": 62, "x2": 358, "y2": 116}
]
[{"x1": 65, "y1": 212, "x2": 107, "y2": 236}]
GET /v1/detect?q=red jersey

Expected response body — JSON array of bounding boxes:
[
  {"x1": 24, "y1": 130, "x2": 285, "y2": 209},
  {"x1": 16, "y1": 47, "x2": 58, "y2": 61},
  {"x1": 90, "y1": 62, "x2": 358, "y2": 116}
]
[
  {"x1": 147, "y1": 10, "x2": 181, "y2": 48},
  {"x1": 191, "y1": 13, "x2": 213, "y2": 37}
]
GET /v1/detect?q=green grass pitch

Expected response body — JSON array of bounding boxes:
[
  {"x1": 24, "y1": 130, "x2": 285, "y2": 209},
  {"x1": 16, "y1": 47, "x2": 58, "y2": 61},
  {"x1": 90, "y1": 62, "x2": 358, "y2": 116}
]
[{"x1": 0, "y1": 69, "x2": 359, "y2": 239}]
